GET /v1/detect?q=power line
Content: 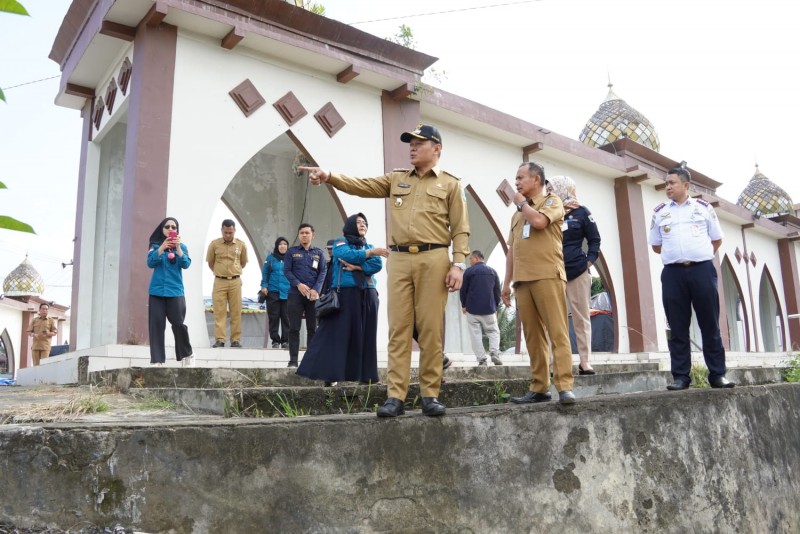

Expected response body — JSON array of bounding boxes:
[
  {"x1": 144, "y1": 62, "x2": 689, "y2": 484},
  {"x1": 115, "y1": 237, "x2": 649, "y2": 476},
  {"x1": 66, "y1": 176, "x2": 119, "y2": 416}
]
[
  {"x1": 0, "y1": 74, "x2": 60, "y2": 92},
  {"x1": 346, "y1": 0, "x2": 541, "y2": 25}
]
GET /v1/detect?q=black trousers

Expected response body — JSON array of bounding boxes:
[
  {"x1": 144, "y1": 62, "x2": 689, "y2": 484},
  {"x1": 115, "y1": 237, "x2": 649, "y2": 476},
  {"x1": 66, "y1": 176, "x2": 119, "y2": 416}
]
[
  {"x1": 266, "y1": 292, "x2": 289, "y2": 344},
  {"x1": 661, "y1": 261, "x2": 726, "y2": 382},
  {"x1": 148, "y1": 295, "x2": 193, "y2": 364},
  {"x1": 288, "y1": 292, "x2": 317, "y2": 363}
]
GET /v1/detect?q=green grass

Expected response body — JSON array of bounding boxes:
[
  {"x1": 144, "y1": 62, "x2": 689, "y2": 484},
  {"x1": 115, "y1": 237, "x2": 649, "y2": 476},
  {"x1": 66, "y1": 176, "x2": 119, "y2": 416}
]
[
  {"x1": 689, "y1": 364, "x2": 710, "y2": 389},
  {"x1": 782, "y1": 353, "x2": 800, "y2": 383}
]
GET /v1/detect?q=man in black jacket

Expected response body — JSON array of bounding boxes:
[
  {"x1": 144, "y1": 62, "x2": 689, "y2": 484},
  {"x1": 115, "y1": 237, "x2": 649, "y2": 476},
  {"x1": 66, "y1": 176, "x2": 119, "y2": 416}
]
[{"x1": 460, "y1": 250, "x2": 503, "y2": 366}]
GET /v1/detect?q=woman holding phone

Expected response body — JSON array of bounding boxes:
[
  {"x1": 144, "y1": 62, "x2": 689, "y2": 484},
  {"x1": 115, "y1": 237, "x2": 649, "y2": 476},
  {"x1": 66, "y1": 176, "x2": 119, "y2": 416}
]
[{"x1": 147, "y1": 217, "x2": 193, "y2": 366}]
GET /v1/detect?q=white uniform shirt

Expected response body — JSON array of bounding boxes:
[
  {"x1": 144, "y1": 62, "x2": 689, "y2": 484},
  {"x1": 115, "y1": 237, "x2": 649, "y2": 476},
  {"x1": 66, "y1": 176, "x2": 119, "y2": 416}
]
[{"x1": 648, "y1": 197, "x2": 723, "y2": 265}]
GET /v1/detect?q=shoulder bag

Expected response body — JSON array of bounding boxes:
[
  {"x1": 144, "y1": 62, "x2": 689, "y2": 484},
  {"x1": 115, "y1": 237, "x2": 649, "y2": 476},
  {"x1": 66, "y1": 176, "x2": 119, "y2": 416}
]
[{"x1": 315, "y1": 261, "x2": 341, "y2": 319}]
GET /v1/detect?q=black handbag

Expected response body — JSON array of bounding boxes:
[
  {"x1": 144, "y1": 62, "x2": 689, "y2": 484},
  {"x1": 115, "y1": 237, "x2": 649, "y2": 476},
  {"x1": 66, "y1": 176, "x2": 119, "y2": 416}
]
[
  {"x1": 315, "y1": 263, "x2": 341, "y2": 319},
  {"x1": 257, "y1": 290, "x2": 267, "y2": 304}
]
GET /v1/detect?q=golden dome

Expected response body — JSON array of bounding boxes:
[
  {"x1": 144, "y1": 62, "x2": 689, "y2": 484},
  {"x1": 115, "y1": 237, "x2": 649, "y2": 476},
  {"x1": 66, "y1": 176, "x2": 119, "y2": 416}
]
[
  {"x1": 579, "y1": 83, "x2": 660, "y2": 152},
  {"x1": 3, "y1": 256, "x2": 45, "y2": 297},
  {"x1": 736, "y1": 165, "x2": 793, "y2": 217}
]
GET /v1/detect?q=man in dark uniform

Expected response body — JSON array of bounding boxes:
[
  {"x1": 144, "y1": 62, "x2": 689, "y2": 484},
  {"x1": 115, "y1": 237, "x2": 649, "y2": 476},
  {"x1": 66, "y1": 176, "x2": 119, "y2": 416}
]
[
  {"x1": 299, "y1": 124, "x2": 470, "y2": 417},
  {"x1": 502, "y1": 162, "x2": 576, "y2": 404},
  {"x1": 206, "y1": 219, "x2": 248, "y2": 348},
  {"x1": 284, "y1": 223, "x2": 327, "y2": 368},
  {"x1": 649, "y1": 166, "x2": 734, "y2": 390}
]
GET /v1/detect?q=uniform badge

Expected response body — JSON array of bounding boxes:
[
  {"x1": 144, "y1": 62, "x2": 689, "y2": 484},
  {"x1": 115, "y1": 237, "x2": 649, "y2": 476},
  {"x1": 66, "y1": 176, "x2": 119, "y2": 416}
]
[
  {"x1": 437, "y1": 183, "x2": 443, "y2": 188},
  {"x1": 588, "y1": 214, "x2": 595, "y2": 223},
  {"x1": 395, "y1": 197, "x2": 403, "y2": 207},
  {"x1": 545, "y1": 198, "x2": 554, "y2": 206},
  {"x1": 664, "y1": 225, "x2": 671, "y2": 233},
  {"x1": 398, "y1": 183, "x2": 411, "y2": 188}
]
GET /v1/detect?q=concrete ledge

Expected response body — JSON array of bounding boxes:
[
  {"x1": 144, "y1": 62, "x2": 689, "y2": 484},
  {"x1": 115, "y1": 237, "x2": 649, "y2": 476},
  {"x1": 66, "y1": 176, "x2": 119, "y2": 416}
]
[{"x1": 1, "y1": 384, "x2": 799, "y2": 532}]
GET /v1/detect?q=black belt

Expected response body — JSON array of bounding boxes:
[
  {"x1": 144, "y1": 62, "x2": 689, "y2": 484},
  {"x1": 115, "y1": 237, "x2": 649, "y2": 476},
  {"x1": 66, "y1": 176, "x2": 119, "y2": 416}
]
[
  {"x1": 215, "y1": 275, "x2": 240, "y2": 279},
  {"x1": 389, "y1": 243, "x2": 448, "y2": 254},
  {"x1": 668, "y1": 261, "x2": 709, "y2": 267}
]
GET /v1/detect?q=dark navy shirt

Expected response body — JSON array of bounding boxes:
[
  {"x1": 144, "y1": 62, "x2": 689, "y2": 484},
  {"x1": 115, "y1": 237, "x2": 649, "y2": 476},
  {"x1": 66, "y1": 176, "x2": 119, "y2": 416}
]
[
  {"x1": 562, "y1": 205, "x2": 601, "y2": 281},
  {"x1": 284, "y1": 245, "x2": 327, "y2": 295},
  {"x1": 460, "y1": 261, "x2": 501, "y2": 315}
]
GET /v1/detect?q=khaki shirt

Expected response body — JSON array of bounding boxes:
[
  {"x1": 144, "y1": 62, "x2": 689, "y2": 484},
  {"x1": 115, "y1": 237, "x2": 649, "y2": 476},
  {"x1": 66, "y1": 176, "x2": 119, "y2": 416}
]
[
  {"x1": 329, "y1": 166, "x2": 470, "y2": 262},
  {"x1": 206, "y1": 238, "x2": 248, "y2": 277},
  {"x1": 29, "y1": 316, "x2": 57, "y2": 351},
  {"x1": 507, "y1": 192, "x2": 566, "y2": 282}
]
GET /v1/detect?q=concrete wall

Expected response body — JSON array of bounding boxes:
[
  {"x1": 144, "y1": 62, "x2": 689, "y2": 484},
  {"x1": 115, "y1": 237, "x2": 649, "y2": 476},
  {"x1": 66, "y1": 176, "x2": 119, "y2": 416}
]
[{"x1": 2, "y1": 384, "x2": 798, "y2": 532}]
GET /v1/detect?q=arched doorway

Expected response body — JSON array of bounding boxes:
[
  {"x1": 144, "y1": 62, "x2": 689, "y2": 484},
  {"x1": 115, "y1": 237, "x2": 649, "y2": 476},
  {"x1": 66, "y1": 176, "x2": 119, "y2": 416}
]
[
  {"x1": 759, "y1": 267, "x2": 786, "y2": 352},
  {"x1": 721, "y1": 256, "x2": 749, "y2": 352},
  {"x1": 0, "y1": 329, "x2": 13, "y2": 376}
]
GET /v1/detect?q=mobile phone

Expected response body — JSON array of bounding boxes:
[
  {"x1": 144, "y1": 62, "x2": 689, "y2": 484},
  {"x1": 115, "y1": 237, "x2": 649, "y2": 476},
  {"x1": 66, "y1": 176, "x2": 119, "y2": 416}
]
[{"x1": 168, "y1": 230, "x2": 178, "y2": 240}]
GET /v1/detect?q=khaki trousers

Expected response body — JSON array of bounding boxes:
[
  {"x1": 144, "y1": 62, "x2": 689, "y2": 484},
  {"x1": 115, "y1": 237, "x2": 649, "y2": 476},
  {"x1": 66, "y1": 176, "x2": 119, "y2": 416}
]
[
  {"x1": 566, "y1": 269, "x2": 592, "y2": 365},
  {"x1": 386, "y1": 247, "x2": 450, "y2": 399},
  {"x1": 32, "y1": 349, "x2": 49, "y2": 366},
  {"x1": 515, "y1": 278, "x2": 574, "y2": 393},
  {"x1": 212, "y1": 277, "x2": 242, "y2": 342}
]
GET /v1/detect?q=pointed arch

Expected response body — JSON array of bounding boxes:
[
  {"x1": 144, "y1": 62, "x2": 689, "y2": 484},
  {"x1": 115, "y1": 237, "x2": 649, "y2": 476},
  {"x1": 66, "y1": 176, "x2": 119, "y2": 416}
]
[
  {"x1": 720, "y1": 255, "x2": 750, "y2": 352},
  {"x1": 0, "y1": 329, "x2": 14, "y2": 376},
  {"x1": 758, "y1": 266, "x2": 786, "y2": 352}
]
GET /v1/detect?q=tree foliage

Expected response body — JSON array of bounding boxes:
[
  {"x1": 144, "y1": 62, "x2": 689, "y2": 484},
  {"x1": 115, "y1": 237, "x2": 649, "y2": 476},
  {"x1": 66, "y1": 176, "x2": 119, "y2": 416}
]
[
  {"x1": 0, "y1": 182, "x2": 36, "y2": 234},
  {"x1": 0, "y1": 0, "x2": 30, "y2": 103}
]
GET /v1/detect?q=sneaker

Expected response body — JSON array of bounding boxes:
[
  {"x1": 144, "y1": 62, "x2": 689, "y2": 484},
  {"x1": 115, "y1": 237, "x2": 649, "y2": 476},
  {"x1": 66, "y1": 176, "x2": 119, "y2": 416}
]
[
  {"x1": 558, "y1": 390, "x2": 576, "y2": 405},
  {"x1": 281, "y1": 342, "x2": 289, "y2": 349},
  {"x1": 212, "y1": 340, "x2": 225, "y2": 348},
  {"x1": 477, "y1": 359, "x2": 488, "y2": 366},
  {"x1": 151, "y1": 362, "x2": 164, "y2": 367},
  {"x1": 442, "y1": 355, "x2": 453, "y2": 370},
  {"x1": 181, "y1": 356, "x2": 194, "y2": 367},
  {"x1": 490, "y1": 353, "x2": 503, "y2": 366},
  {"x1": 287, "y1": 361, "x2": 298, "y2": 368},
  {"x1": 271, "y1": 342, "x2": 280, "y2": 349},
  {"x1": 230, "y1": 341, "x2": 242, "y2": 348}
]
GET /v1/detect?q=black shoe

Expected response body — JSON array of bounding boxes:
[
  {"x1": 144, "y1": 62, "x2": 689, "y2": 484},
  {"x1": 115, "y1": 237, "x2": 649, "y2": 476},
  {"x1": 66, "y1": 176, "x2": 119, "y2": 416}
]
[
  {"x1": 666, "y1": 380, "x2": 691, "y2": 391},
  {"x1": 421, "y1": 397, "x2": 446, "y2": 416},
  {"x1": 212, "y1": 340, "x2": 225, "y2": 348},
  {"x1": 287, "y1": 361, "x2": 298, "y2": 368},
  {"x1": 271, "y1": 342, "x2": 280, "y2": 349},
  {"x1": 709, "y1": 376, "x2": 735, "y2": 388},
  {"x1": 578, "y1": 364, "x2": 596, "y2": 375},
  {"x1": 230, "y1": 341, "x2": 242, "y2": 348},
  {"x1": 558, "y1": 390, "x2": 576, "y2": 404},
  {"x1": 281, "y1": 342, "x2": 289, "y2": 349},
  {"x1": 511, "y1": 391, "x2": 552, "y2": 404},
  {"x1": 442, "y1": 355, "x2": 453, "y2": 370},
  {"x1": 377, "y1": 398, "x2": 405, "y2": 417}
]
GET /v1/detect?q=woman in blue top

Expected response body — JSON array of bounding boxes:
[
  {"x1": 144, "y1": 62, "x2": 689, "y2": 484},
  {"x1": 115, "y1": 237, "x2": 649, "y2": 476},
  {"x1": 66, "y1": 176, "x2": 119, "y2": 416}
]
[
  {"x1": 147, "y1": 217, "x2": 193, "y2": 366},
  {"x1": 261, "y1": 237, "x2": 290, "y2": 348},
  {"x1": 297, "y1": 213, "x2": 389, "y2": 385}
]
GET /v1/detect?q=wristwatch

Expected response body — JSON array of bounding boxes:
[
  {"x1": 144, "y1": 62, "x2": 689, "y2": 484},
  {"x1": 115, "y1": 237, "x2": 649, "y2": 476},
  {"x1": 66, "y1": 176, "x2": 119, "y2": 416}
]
[
  {"x1": 451, "y1": 262, "x2": 466, "y2": 270},
  {"x1": 516, "y1": 200, "x2": 528, "y2": 211}
]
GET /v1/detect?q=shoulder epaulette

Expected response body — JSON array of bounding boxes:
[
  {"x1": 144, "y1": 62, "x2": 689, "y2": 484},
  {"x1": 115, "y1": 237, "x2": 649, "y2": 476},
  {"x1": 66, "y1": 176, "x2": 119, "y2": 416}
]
[
  {"x1": 654, "y1": 202, "x2": 666, "y2": 212},
  {"x1": 440, "y1": 169, "x2": 461, "y2": 181},
  {"x1": 696, "y1": 198, "x2": 710, "y2": 207},
  {"x1": 392, "y1": 168, "x2": 411, "y2": 172}
]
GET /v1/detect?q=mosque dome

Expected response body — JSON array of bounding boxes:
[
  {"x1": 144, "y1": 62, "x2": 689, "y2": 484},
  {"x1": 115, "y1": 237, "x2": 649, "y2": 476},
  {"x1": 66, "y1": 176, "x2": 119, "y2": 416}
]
[
  {"x1": 736, "y1": 165, "x2": 793, "y2": 217},
  {"x1": 579, "y1": 83, "x2": 661, "y2": 152},
  {"x1": 2, "y1": 256, "x2": 45, "y2": 297}
]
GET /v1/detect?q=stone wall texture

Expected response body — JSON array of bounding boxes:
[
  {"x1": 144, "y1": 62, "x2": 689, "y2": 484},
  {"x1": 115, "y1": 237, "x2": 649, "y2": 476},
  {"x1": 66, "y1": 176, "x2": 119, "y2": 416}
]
[{"x1": 2, "y1": 384, "x2": 799, "y2": 533}]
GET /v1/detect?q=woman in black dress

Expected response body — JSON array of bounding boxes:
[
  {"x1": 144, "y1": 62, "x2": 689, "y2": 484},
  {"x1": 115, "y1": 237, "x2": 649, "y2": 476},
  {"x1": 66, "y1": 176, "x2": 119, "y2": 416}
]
[{"x1": 296, "y1": 213, "x2": 389, "y2": 385}]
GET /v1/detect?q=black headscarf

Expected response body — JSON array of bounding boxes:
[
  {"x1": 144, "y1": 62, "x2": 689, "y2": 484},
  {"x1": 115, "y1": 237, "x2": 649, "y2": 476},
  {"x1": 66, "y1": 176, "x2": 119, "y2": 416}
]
[
  {"x1": 272, "y1": 237, "x2": 289, "y2": 260},
  {"x1": 343, "y1": 213, "x2": 367, "y2": 248},
  {"x1": 148, "y1": 217, "x2": 179, "y2": 247}
]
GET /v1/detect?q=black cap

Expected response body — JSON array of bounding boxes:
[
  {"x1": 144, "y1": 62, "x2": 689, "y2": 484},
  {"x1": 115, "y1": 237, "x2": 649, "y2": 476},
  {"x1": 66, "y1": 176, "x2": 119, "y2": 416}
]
[
  {"x1": 400, "y1": 124, "x2": 442, "y2": 145},
  {"x1": 326, "y1": 239, "x2": 335, "y2": 249}
]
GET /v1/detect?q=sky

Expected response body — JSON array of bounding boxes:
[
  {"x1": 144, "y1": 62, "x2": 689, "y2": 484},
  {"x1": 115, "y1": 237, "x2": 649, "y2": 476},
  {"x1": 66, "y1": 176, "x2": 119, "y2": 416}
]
[{"x1": 2, "y1": 0, "x2": 799, "y2": 308}]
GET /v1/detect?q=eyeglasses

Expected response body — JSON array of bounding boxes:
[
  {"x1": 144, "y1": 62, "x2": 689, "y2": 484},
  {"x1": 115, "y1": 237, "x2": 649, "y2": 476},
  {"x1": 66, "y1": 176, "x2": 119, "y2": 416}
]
[{"x1": 164, "y1": 224, "x2": 177, "y2": 230}]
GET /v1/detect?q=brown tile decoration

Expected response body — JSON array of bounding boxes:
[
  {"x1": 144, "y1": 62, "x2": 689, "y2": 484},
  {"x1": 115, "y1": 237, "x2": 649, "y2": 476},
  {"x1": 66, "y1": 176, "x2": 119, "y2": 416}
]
[
  {"x1": 99, "y1": 20, "x2": 136, "y2": 41},
  {"x1": 118, "y1": 58, "x2": 132, "y2": 95},
  {"x1": 750, "y1": 251, "x2": 757, "y2": 266},
  {"x1": 273, "y1": 91, "x2": 307, "y2": 125},
  {"x1": 93, "y1": 96, "x2": 105, "y2": 130},
  {"x1": 496, "y1": 179, "x2": 515, "y2": 206},
  {"x1": 222, "y1": 27, "x2": 244, "y2": 50},
  {"x1": 735, "y1": 247, "x2": 742, "y2": 264},
  {"x1": 314, "y1": 102, "x2": 345, "y2": 138},
  {"x1": 336, "y1": 65, "x2": 360, "y2": 84},
  {"x1": 105, "y1": 78, "x2": 117, "y2": 115},
  {"x1": 229, "y1": 79, "x2": 265, "y2": 118}
]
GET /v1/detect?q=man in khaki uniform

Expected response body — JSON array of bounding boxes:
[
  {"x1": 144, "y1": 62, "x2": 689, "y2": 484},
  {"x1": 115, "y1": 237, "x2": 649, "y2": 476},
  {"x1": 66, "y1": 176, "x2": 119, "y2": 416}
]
[
  {"x1": 28, "y1": 303, "x2": 57, "y2": 366},
  {"x1": 502, "y1": 162, "x2": 576, "y2": 404},
  {"x1": 206, "y1": 219, "x2": 249, "y2": 348},
  {"x1": 300, "y1": 124, "x2": 470, "y2": 417}
]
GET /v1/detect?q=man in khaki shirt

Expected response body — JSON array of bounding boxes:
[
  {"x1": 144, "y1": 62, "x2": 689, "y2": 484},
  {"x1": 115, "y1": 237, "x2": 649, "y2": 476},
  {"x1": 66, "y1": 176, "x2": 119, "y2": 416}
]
[
  {"x1": 28, "y1": 303, "x2": 57, "y2": 366},
  {"x1": 502, "y1": 162, "x2": 576, "y2": 404},
  {"x1": 300, "y1": 124, "x2": 470, "y2": 417},
  {"x1": 206, "y1": 219, "x2": 249, "y2": 347}
]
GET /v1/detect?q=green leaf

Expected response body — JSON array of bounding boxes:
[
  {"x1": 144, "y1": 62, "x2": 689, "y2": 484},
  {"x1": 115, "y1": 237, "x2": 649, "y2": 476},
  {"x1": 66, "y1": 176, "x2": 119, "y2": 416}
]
[
  {"x1": 0, "y1": 215, "x2": 36, "y2": 234},
  {"x1": 0, "y1": 86, "x2": 5, "y2": 102},
  {"x1": 0, "y1": 181, "x2": 7, "y2": 189},
  {"x1": 0, "y1": 0, "x2": 30, "y2": 16}
]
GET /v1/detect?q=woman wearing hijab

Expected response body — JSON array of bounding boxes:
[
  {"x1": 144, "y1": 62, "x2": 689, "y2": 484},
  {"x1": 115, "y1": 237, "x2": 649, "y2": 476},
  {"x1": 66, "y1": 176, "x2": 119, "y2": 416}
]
[
  {"x1": 548, "y1": 176, "x2": 601, "y2": 375},
  {"x1": 261, "y1": 237, "x2": 291, "y2": 348},
  {"x1": 296, "y1": 213, "x2": 389, "y2": 386},
  {"x1": 147, "y1": 216, "x2": 193, "y2": 366}
]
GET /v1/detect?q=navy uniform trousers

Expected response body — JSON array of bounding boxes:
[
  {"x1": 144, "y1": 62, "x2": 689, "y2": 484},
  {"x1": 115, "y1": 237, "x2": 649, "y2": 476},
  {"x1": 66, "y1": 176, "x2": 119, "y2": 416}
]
[{"x1": 661, "y1": 260, "x2": 726, "y2": 382}]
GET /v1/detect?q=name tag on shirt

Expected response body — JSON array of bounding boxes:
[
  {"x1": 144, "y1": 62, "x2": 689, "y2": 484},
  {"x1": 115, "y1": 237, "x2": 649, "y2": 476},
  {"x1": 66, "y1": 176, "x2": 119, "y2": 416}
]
[
  {"x1": 522, "y1": 223, "x2": 531, "y2": 239},
  {"x1": 312, "y1": 259, "x2": 319, "y2": 270},
  {"x1": 691, "y1": 224, "x2": 700, "y2": 237},
  {"x1": 561, "y1": 221, "x2": 568, "y2": 232}
]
